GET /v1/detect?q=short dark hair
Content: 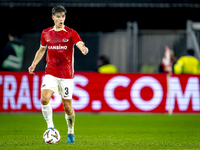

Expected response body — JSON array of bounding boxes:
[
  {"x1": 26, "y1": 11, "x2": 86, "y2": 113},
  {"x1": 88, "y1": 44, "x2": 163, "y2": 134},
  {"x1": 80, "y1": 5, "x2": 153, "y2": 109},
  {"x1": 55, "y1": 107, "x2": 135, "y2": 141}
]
[
  {"x1": 99, "y1": 55, "x2": 110, "y2": 65},
  {"x1": 52, "y1": 5, "x2": 67, "y2": 16},
  {"x1": 9, "y1": 29, "x2": 18, "y2": 37},
  {"x1": 187, "y1": 49, "x2": 195, "y2": 56}
]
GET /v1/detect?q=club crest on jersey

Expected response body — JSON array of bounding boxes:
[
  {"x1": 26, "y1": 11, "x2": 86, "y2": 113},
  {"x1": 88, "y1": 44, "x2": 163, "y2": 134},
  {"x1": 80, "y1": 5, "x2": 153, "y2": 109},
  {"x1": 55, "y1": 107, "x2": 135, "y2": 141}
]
[{"x1": 63, "y1": 38, "x2": 69, "y2": 42}]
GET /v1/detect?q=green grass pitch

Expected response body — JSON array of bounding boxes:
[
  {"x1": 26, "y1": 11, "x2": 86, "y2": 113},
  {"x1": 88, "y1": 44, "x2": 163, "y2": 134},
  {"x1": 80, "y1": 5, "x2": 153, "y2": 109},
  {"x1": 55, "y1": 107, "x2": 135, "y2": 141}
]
[{"x1": 0, "y1": 113, "x2": 200, "y2": 150}]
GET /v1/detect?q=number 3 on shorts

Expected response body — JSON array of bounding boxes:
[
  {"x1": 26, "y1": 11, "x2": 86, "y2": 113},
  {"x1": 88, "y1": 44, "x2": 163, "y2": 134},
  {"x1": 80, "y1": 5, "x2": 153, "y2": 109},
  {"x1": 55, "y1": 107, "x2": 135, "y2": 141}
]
[{"x1": 65, "y1": 87, "x2": 69, "y2": 95}]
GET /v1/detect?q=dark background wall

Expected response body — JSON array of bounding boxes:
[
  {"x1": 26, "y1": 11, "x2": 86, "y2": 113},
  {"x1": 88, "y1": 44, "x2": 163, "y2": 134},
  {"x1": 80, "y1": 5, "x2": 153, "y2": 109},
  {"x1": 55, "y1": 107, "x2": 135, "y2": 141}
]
[{"x1": 0, "y1": 0, "x2": 200, "y2": 71}]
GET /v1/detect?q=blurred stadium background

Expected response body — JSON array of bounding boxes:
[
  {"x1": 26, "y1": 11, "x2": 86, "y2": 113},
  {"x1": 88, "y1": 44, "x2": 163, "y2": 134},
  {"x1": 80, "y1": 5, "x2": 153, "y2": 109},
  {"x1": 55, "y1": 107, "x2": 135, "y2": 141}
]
[
  {"x1": 1, "y1": 1, "x2": 200, "y2": 149},
  {"x1": 1, "y1": 0, "x2": 200, "y2": 73}
]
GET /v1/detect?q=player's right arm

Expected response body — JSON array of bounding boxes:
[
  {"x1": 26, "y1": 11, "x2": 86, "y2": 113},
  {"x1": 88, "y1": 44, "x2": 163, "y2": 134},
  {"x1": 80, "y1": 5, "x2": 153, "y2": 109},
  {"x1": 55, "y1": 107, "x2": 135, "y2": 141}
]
[{"x1": 28, "y1": 46, "x2": 46, "y2": 75}]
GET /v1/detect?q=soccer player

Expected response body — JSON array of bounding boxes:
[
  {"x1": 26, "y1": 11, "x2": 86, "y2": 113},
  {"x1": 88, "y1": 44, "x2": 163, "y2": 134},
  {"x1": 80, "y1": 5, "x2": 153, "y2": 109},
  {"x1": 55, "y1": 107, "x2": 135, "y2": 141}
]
[{"x1": 28, "y1": 5, "x2": 89, "y2": 143}]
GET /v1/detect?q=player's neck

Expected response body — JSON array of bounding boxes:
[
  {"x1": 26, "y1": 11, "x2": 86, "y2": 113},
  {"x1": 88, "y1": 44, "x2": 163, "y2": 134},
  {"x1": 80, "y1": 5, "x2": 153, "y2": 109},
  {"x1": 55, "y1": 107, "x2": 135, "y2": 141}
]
[{"x1": 54, "y1": 25, "x2": 65, "y2": 31}]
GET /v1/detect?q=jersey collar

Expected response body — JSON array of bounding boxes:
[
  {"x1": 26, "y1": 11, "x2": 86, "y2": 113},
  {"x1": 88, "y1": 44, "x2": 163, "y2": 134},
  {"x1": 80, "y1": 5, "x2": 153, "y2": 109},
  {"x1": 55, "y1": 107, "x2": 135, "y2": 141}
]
[{"x1": 50, "y1": 26, "x2": 67, "y2": 32}]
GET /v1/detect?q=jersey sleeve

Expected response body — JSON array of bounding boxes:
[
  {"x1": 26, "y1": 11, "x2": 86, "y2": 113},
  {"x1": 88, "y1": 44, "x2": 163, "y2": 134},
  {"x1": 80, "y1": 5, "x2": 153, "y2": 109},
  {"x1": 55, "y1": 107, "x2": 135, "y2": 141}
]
[
  {"x1": 71, "y1": 29, "x2": 83, "y2": 45},
  {"x1": 40, "y1": 30, "x2": 47, "y2": 48}
]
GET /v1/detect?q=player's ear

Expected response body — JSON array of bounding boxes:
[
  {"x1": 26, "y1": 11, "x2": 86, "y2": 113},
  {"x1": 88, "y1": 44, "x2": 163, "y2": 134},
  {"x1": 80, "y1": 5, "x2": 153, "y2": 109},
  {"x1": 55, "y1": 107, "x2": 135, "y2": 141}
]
[{"x1": 52, "y1": 15, "x2": 55, "y2": 21}]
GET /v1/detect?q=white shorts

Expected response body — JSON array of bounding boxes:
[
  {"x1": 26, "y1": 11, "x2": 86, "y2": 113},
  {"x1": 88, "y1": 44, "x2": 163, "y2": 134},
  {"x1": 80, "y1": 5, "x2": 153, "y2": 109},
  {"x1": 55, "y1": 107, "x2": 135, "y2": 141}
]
[{"x1": 41, "y1": 74, "x2": 74, "y2": 99}]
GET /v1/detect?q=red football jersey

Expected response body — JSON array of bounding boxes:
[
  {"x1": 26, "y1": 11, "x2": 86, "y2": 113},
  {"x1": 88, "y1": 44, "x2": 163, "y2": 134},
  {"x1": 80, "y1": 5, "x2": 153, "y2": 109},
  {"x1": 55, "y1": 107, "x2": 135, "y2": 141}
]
[{"x1": 40, "y1": 26, "x2": 83, "y2": 79}]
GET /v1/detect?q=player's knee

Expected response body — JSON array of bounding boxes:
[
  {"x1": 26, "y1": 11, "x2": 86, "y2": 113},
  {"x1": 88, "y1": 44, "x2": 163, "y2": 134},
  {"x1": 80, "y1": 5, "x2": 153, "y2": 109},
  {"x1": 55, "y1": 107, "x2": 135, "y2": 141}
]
[
  {"x1": 41, "y1": 96, "x2": 49, "y2": 105},
  {"x1": 41, "y1": 89, "x2": 53, "y2": 105},
  {"x1": 63, "y1": 104, "x2": 71, "y2": 112},
  {"x1": 62, "y1": 101, "x2": 72, "y2": 112}
]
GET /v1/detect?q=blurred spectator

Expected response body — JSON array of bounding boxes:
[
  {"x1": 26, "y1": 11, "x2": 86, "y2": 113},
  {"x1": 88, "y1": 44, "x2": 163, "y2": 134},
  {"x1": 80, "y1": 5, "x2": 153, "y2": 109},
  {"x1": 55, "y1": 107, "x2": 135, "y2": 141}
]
[
  {"x1": 159, "y1": 46, "x2": 177, "y2": 74},
  {"x1": 0, "y1": 30, "x2": 25, "y2": 71},
  {"x1": 140, "y1": 56, "x2": 158, "y2": 73},
  {"x1": 174, "y1": 49, "x2": 200, "y2": 74},
  {"x1": 98, "y1": 55, "x2": 118, "y2": 73}
]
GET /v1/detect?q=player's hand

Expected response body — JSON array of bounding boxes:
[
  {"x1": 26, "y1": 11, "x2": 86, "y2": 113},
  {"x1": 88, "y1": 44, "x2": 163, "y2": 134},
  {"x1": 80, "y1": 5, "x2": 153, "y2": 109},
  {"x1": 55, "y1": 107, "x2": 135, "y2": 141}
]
[
  {"x1": 82, "y1": 47, "x2": 89, "y2": 55},
  {"x1": 77, "y1": 42, "x2": 89, "y2": 55},
  {"x1": 28, "y1": 64, "x2": 36, "y2": 75}
]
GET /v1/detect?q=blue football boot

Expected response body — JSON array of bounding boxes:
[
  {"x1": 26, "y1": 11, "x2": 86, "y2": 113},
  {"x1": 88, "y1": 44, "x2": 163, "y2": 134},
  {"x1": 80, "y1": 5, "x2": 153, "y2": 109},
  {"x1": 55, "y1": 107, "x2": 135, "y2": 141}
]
[{"x1": 67, "y1": 134, "x2": 75, "y2": 143}]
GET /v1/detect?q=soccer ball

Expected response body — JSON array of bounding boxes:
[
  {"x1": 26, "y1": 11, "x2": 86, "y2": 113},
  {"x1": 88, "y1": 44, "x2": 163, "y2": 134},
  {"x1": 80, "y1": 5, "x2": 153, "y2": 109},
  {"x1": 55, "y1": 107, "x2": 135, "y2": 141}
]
[{"x1": 43, "y1": 128, "x2": 61, "y2": 144}]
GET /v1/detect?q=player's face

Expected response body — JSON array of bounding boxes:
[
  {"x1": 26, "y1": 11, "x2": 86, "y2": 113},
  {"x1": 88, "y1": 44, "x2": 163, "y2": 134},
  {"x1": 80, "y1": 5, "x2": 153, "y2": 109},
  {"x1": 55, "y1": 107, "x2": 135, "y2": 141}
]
[{"x1": 52, "y1": 12, "x2": 66, "y2": 29}]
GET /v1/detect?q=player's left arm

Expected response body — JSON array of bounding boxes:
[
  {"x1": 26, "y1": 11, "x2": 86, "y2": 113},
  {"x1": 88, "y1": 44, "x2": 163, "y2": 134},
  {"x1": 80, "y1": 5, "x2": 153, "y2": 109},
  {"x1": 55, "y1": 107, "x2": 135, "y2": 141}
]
[
  {"x1": 76, "y1": 42, "x2": 89, "y2": 55},
  {"x1": 72, "y1": 29, "x2": 89, "y2": 55}
]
